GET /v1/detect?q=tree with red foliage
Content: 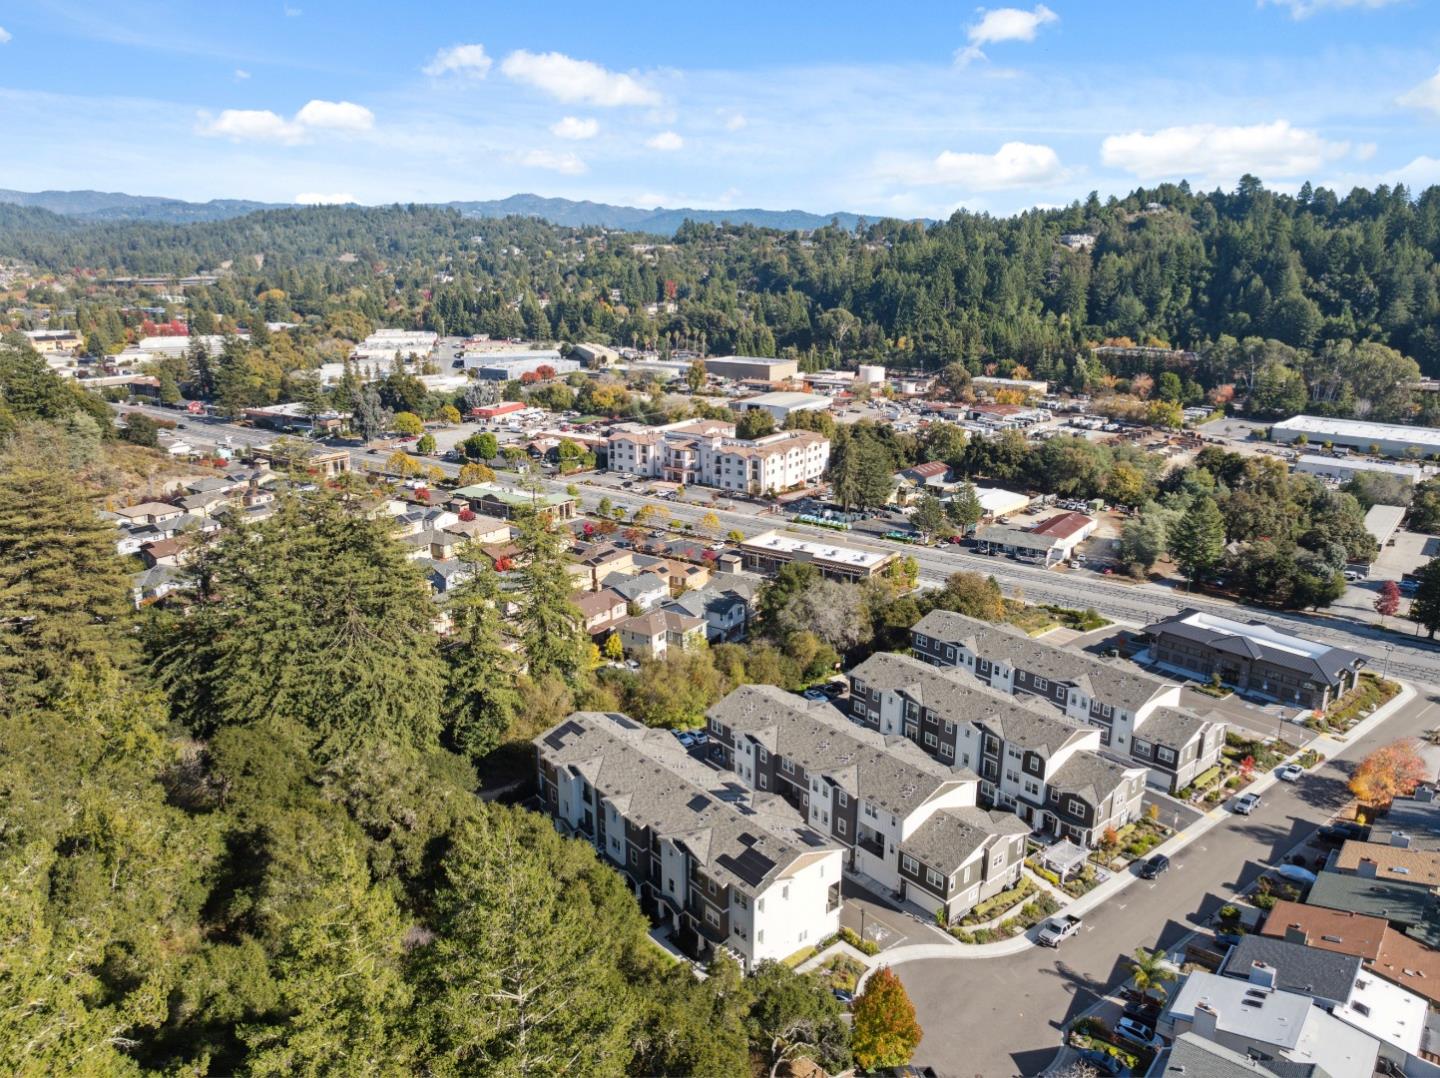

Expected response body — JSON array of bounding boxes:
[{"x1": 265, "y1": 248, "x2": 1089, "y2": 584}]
[
  {"x1": 520, "y1": 371, "x2": 540, "y2": 385},
  {"x1": 458, "y1": 508, "x2": 476, "y2": 522},
  {"x1": 1375, "y1": 580, "x2": 1401, "y2": 625},
  {"x1": 535, "y1": 364, "x2": 556, "y2": 380},
  {"x1": 850, "y1": 966, "x2": 922, "y2": 1070},
  {"x1": 1239, "y1": 755, "x2": 1255, "y2": 780},
  {"x1": 1350, "y1": 739, "x2": 1430, "y2": 809}
]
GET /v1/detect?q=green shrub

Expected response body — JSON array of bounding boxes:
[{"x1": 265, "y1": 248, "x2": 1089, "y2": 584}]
[{"x1": 1254, "y1": 893, "x2": 1278, "y2": 911}]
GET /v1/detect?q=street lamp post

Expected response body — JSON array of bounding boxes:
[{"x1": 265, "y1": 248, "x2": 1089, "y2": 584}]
[{"x1": 1382, "y1": 644, "x2": 1395, "y2": 681}]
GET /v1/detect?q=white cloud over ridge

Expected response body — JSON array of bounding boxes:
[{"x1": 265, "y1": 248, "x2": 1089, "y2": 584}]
[
  {"x1": 645, "y1": 130, "x2": 684, "y2": 151},
  {"x1": 893, "y1": 141, "x2": 1065, "y2": 189},
  {"x1": 501, "y1": 50, "x2": 660, "y2": 107},
  {"x1": 511, "y1": 148, "x2": 588, "y2": 175},
  {"x1": 424, "y1": 43, "x2": 492, "y2": 78},
  {"x1": 1101, "y1": 120, "x2": 1350, "y2": 182},
  {"x1": 198, "y1": 99, "x2": 374, "y2": 144},
  {"x1": 550, "y1": 116, "x2": 599, "y2": 140},
  {"x1": 956, "y1": 5, "x2": 1057, "y2": 65}
]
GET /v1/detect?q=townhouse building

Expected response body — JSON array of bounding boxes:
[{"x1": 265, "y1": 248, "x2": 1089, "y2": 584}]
[
  {"x1": 607, "y1": 419, "x2": 830, "y2": 495},
  {"x1": 705, "y1": 685, "x2": 1027, "y2": 922},
  {"x1": 535, "y1": 710, "x2": 843, "y2": 969},
  {"x1": 910, "y1": 609, "x2": 1225, "y2": 792},
  {"x1": 848, "y1": 651, "x2": 1147, "y2": 845}
]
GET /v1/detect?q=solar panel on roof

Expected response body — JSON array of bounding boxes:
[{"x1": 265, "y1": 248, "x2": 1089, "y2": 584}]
[
  {"x1": 717, "y1": 847, "x2": 777, "y2": 887},
  {"x1": 687, "y1": 794, "x2": 711, "y2": 812},
  {"x1": 542, "y1": 719, "x2": 585, "y2": 749}
]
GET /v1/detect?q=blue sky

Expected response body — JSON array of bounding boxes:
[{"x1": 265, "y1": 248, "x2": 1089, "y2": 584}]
[{"x1": 0, "y1": 0, "x2": 1437, "y2": 216}]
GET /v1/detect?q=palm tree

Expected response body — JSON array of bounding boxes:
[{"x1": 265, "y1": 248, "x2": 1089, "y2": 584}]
[{"x1": 1130, "y1": 946, "x2": 1178, "y2": 1004}]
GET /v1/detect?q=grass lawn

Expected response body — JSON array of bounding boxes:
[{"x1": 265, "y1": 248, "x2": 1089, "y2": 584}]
[
  {"x1": 1003, "y1": 601, "x2": 1061, "y2": 636},
  {"x1": 1039, "y1": 605, "x2": 1111, "y2": 632},
  {"x1": 1310, "y1": 673, "x2": 1401, "y2": 734},
  {"x1": 958, "y1": 876, "x2": 1035, "y2": 926}
]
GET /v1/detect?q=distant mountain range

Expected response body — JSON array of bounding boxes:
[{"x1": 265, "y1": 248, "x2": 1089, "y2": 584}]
[{"x1": 0, "y1": 188, "x2": 874, "y2": 232}]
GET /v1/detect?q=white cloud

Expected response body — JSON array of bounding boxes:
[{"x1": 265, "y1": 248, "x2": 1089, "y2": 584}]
[
  {"x1": 283, "y1": 4, "x2": 302, "y2": 15},
  {"x1": 1262, "y1": 0, "x2": 1403, "y2": 18},
  {"x1": 724, "y1": 112, "x2": 747, "y2": 131},
  {"x1": 234, "y1": 68, "x2": 250, "y2": 80},
  {"x1": 0, "y1": 26, "x2": 11, "y2": 44},
  {"x1": 1101, "y1": 120, "x2": 1351, "y2": 181},
  {"x1": 295, "y1": 191, "x2": 355, "y2": 204},
  {"x1": 956, "y1": 5, "x2": 1058, "y2": 65},
  {"x1": 500, "y1": 49, "x2": 660, "y2": 107},
  {"x1": 198, "y1": 99, "x2": 374, "y2": 143},
  {"x1": 424, "y1": 43, "x2": 492, "y2": 78},
  {"x1": 892, "y1": 141, "x2": 1065, "y2": 189},
  {"x1": 645, "y1": 130, "x2": 684, "y2": 151},
  {"x1": 292, "y1": 99, "x2": 374, "y2": 133},
  {"x1": 550, "y1": 115, "x2": 599, "y2": 140},
  {"x1": 511, "y1": 148, "x2": 588, "y2": 175},
  {"x1": 1399, "y1": 67, "x2": 1440, "y2": 115}
]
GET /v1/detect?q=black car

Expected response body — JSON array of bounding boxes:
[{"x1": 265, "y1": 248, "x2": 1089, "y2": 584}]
[
  {"x1": 1139, "y1": 854, "x2": 1170, "y2": 880},
  {"x1": 1317, "y1": 821, "x2": 1369, "y2": 845}
]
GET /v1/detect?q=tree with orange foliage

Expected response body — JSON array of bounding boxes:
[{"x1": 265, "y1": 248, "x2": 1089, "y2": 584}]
[
  {"x1": 850, "y1": 966, "x2": 922, "y2": 1070},
  {"x1": 1349, "y1": 739, "x2": 1430, "y2": 808}
]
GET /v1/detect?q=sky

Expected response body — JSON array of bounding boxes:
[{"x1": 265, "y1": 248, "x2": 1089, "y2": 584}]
[{"x1": 0, "y1": 0, "x2": 1438, "y2": 217}]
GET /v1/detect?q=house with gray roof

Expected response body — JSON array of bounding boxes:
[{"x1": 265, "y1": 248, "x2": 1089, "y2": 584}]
[
  {"x1": 599, "y1": 569, "x2": 670, "y2": 612},
  {"x1": 1306, "y1": 872, "x2": 1440, "y2": 948},
  {"x1": 662, "y1": 586, "x2": 749, "y2": 642},
  {"x1": 1158, "y1": 1032, "x2": 1327, "y2": 1078},
  {"x1": 910, "y1": 609, "x2": 1225, "y2": 792},
  {"x1": 847, "y1": 651, "x2": 1146, "y2": 846},
  {"x1": 1220, "y1": 936, "x2": 1363, "y2": 1009},
  {"x1": 534, "y1": 710, "x2": 844, "y2": 969},
  {"x1": 1144, "y1": 608, "x2": 1367, "y2": 710},
  {"x1": 705, "y1": 684, "x2": 1027, "y2": 920}
]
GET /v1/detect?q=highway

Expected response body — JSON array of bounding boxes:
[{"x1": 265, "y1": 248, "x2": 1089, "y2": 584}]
[{"x1": 122, "y1": 403, "x2": 1440, "y2": 683}]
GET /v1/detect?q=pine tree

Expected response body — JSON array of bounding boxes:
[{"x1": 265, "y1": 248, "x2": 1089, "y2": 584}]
[
  {"x1": 850, "y1": 966, "x2": 923, "y2": 1070},
  {"x1": 0, "y1": 451, "x2": 134, "y2": 706},
  {"x1": 443, "y1": 556, "x2": 522, "y2": 759},
  {"x1": 1169, "y1": 495, "x2": 1227, "y2": 583},
  {"x1": 514, "y1": 510, "x2": 587, "y2": 684},
  {"x1": 1411, "y1": 559, "x2": 1440, "y2": 639}
]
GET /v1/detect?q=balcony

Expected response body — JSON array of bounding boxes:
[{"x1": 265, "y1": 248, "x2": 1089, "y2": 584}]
[{"x1": 856, "y1": 826, "x2": 885, "y2": 859}]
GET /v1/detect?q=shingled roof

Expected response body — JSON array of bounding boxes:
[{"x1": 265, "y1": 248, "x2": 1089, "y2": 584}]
[{"x1": 900, "y1": 806, "x2": 1028, "y2": 875}]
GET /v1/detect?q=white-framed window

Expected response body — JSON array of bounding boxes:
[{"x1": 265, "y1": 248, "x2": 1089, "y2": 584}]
[
  {"x1": 1067, "y1": 797, "x2": 1086, "y2": 817},
  {"x1": 1102, "y1": 704, "x2": 1113, "y2": 718},
  {"x1": 916, "y1": 634, "x2": 928, "y2": 646},
  {"x1": 837, "y1": 790, "x2": 848, "y2": 808},
  {"x1": 837, "y1": 817, "x2": 847, "y2": 836},
  {"x1": 901, "y1": 854, "x2": 919, "y2": 874},
  {"x1": 940, "y1": 743, "x2": 954, "y2": 760},
  {"x1": 736, "y1": 893, "x2": 748, "y2": 910},
  {"x1": 943, "y1": 720, "x2": 955, "y2": 735},
  {"x1": 758, "y1": 746, "x2": 768, "y2": 763},
  {"x1": 1157, "y1": 746, "x2": 1176, "y2": 765},
  {"x1": 705, "y1": 908, "x2": 720, "y2": 928},
  {"x1": 1034, "y1": 676, "x2": 1048, "y2": 691},
  {"x1": 781, "y1": 757, "x2": 794, "y2": 774},
  {"x1": 924, "y1": 731, "x2": 938, "y2": 747},
  {"x1": 927, "y1": 868, "x2": 946, "y2": 889},
  {"x1": 1005, "y1": 769, "x2": 1020, "y2": 784}
]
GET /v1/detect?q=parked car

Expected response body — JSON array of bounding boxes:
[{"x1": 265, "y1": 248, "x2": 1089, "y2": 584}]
[
  {"x1": 1075, "y1": 1049, "x2": 1123, "y2": 1076},
  {"x1": 1115, "y1": 1016, "x2": 1160, "y2": 1047},
  {"x1": 1232, "y1": 792, "x2": 1262, "y2": 815},
  {"x1": 802, "y1": 689, "x2": 828, "y2": 702},
  {"x1": 831, "y1": 988, "x2": 854, "y2": 1006},
  {"x1": 1139, "y1": 854, "x2": 1170, "y2": 880},
  {"x1": 1316, "y1": 821, "x2": 1369, "y2": 845},
  {"x1": 674, "y1": 730, "x2": 696, "y2": 748},
  {"x1": 1037, "y1": 914, "x2": 1083, "y2": 947},
  {"x1": 1272, "y1": 863, "x2": 1318, "y2": 886},
  {"x1": 1274, "y1": 763, "x2": 1303, "y2": 782}
]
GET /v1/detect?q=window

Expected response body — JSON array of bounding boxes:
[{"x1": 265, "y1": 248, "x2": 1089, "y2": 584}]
[
  {"x1": 924, "y1": 732, "x2": 938, "y2": 747},
  {"x1": 1157, "y1": 746, "x2": 1176, "y2": 765},
  {"x1": 758, "y1": 747, "x2": 768, "y2": 763},
  {"x1": 837, "y1": 790, "x2": 848, "y2": 808},
  {"x1": 1005, "y1": 770, "x2": 1019, "y2": 784},
  {"x1": 758, "y1": 773, "x2": 768, "y2": 790},
  {"x1": 943, "y1": 720, "x2": 955, "y2": 735},
  {"x1": 926, "y1": 868, "x2": 946, "y2": 889},
  {"x1": 1101, "y1": 704, "x2": 1113, "y2": 718},
  {"x1": 705, "y1": 908, "x2": 720, "y2": 928},
  {"x1": 781, "y1": 757, "x2": 794, "y2": 774},
  {"x1": 837, "y1": 817, "x2": 847, "y2": 836},
  {"x1": 1034, "y1": 676, "x2": 1048, "y2": 691},
  {"x1": 668, "y1": 878, "x2": 675, "y2": 893},
  {"x1": 940, "y1": 743, "x2": 953, "y2": 760},
  {"x1": 736, "y1": 894, "x2": 748, "y2": 910},
  {"x1": 916, "y1": 634, "x2": 928, "y2": 646},
  {"x1": 1066, "y1": 797, "x2": 1086, "y2": 817},
  {"x1": 629, "y1": 848, "x2": 639, "y2": 867}
]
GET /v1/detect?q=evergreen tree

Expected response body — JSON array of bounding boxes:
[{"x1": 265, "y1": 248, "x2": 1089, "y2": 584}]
[
  {"x1": 945, "y1": 483, "x2": 984, "y2": 531},
  {"x1": 443, "y1": 556, "x2": 522, "y2": 759},
  {"x1": 1410, "y1": 559, "x2": 1440, "y2": 638},
  {"x1": 514, "y1": 511, "x2": 588, "y2": 684},
  {"x1": 1169, "y1": 496, "x2": 1227, "y2": 583}
]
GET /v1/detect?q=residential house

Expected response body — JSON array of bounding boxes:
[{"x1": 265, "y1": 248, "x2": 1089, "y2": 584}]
[
  {"x1": 1261, "y1": 899, "x2": 1440, "y2": 1007},
  {"x1": 574, "y1": 589, "x2": 628, "y2": 637},
  {"x1": 847, "y1": 651, "x2": 1147, "y2": 845},
  {"x1": 1331, "y1": 839, "x2": 1440, "y2": 887},
  {"x1": 663, "y1": 586, "x2": 750, "y2": 642},
  {"x1": 705, "y1": 685, "x2": 1029, "y2": 921},
  {"x1": 616, "y1": 608, "x2": 707, "y2": 660},
  {"x1": 601, "y1": 569, "x2": 670, "y2": 613},
  {"x1": 1305, "y1": 872, "x2": 1440, "y2": 948},
  {"x1": 443, "y1": 514, "x2": 512, "y2": 545},
  {"x1": 1370, "y1": 787, "x2": 1440, "y2": 851},
  {"x1": 1144, "y1": 608, "x2": 1368, "y2": 710},
  {"x1": 114, "y1": 501, "x2": 184, "y2": 526},
  {"x1": 910, "y1": 610, "x2": 1226, "y2": 792},
  {"x1": 1159, "y1": 968, "x2": 1380, "y2": 1078},
  {"x1": 131, "y1": 565, "x2": 185, "y2": 608},
  {"x1": 534, "y1": 710, "x2": 844, "y2": 968},
  {"x1": 140, "y1": 536, "x2": 191, "y2": 568},
  {"x1": 1157, "y1": 1032, "x2": 1324, "y2": 1078}
]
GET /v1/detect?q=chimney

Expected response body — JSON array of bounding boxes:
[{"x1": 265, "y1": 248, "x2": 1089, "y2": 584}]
[
  {"x1": 1249, "y1": 961, "x2": 1278, "y2": 990},
  {"x1": 1415, "y1": 786, "x2": 1436, "y2": 803},
  {"x1": 1193, "y1": 1001, "x2": 1219, "y2": 1039},
  {"x1": 1392, "y1": 831, "x2": 1412, "y2": 849},
  {"x1": 1283, "y1": 924, "x2": 1309, "y2": 946},
  {"x1": 1357, "y1": 859, "x2": 1379, "y2": 879}
]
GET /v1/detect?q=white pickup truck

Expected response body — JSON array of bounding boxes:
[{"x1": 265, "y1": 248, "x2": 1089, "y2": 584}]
[{"x1": 1037, "y1": 914, "x2": 1083, "y2": 947}]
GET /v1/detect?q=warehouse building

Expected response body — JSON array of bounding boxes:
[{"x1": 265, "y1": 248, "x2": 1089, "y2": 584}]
[
  {"x1": 1292, "y1": 454, "x2": 1425, "y2": 484},
  {"x1": 1272, "y1": 416, "x2": 1440, "y2": 460},
  {"x1": 703, "y1": 355, "x2": 800, "y2": 382},
  {"x1": 466, "y1": 353, "x2": 580, "y2": 381},
  {"x1": 729, "y1": 391, "x2": 833, "y2": 423}
]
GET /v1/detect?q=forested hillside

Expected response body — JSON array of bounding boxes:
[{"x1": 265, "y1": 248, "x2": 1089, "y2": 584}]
[{"x1": 3, "y1": 178, "x2": 1438, "y2": 377}]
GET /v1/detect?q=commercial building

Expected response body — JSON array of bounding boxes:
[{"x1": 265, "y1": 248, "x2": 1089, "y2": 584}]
[
  {"x1": 1362, "y1": 503, "x2": 1406, "y2": 549},
  {"x1": 972, "y1": 486, "x2": 1032, "y2": 519},
  {"x1": 976, "y1": 511, "x2": 1097, "y2": 566},
  {"x1": 242, "y1": 402, "x2": 347, "y2": 433},
  {"x1": 136, "y1": 334, "x2": 245, "y2": 358},
  {"x1": 910, "y1": 610, "x2": 1225, "y2": 792},
  {"x1": 534, "y1": 710, "x2": 844, "y2": 968},
  {"x1": 22, "y1": 329, "x2": 83, "y2": 353},
  {"x1": 607, "y1": 420, "x2": 830, "y2": 494},
  {"x1": 846, "y1": 652, "x2": 1148, "y2": 845},
  {"x1": 729, "y1": 391, "x2": 833, "y2": 424},
  {"x1": 451, "y1": 482, "x2": 576, "y2": 522},
  {"x1": 1272, "y1": 415, "x2": 1440, "y2": 460},
  {"x1": 738, "y1": 530, "x2": 893, "y2": 582},
  {"x1": 705, "y1": 686, "x2": 1028, "y2": 923},
  {"x1": 353, "y1": 329, "x2": 438, "y2": 362},
  {"x1": 702, "y1": 355, "x2": 799, "y2": 382},
  {"x1": 1293, "y1": 454, "x2": 1424, "y2": 484},
  {"x1": 466, "y1": 353, "x2": 579, "y2": 381},
  {"x1": 1144, "y1": 608, "x2": 1368, "y2": 710},
  {"x1": 972, "y1": 376, "x2": 1048, "y2": 397}
]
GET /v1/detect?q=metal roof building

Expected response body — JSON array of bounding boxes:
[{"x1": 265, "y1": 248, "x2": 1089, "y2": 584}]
[{"x1": 1273, "y1": 416, "x2": 1440, "y2": 459}]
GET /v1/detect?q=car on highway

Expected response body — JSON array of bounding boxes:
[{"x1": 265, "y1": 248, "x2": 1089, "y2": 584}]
[
  {"x1": 1232, "y1": 792, "x2": 1262, "y2": 815},
  {"x1": 1138, "y1": 854, "x2": 1170, "y2": 880},
  {"x1": 1274, "y1": 763, "x2": 1303, "y2": 782}
]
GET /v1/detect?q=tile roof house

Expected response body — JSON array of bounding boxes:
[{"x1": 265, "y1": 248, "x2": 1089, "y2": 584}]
[
  {"x1": 534, "y1": 710, "x2": 844, "y2": 969},
  {"x1": 1262, "y1": 899, "x2": 1440, "y2": 1007},
  {"x1": 847, "y1": 650, "x2": 1147, "y2": 846},
  {"x1": 910, "y1": 609, "x2": 1225, "y2": 793},
  {"x1": 1144, "y1": 608, "x2": 1368, "y2": 710},
  {"x1": 705, "y1": 685, "x2": 1028, "y2": 921},
  {"x1": 573, "y1": 589, "x2": 628, "y2": 636}
]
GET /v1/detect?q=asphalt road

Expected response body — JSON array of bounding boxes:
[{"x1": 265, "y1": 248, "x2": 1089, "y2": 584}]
[
  {"x1": 899, "y1": 691, "x2": 1440, "y2": 1078},
  {"x1": 124, "y1": 403, "x2": 1440, "y2": 682}
]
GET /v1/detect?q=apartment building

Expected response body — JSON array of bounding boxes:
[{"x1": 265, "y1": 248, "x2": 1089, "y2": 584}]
[
  {"x1": 535, "y1": 710, "x2": 843, "y2": 969},
  {"x1": 848, "y1": 652, "x2": 1147, "y2": 845},
  {"x1": 910, "y1": 610, "x2": 1225, "y2": 792},
  {"x1": 607, "y1": 419, "x2": 830, "y2": 495},
  {"x1": 705, "y1": 685, "x2": 1027, "y2": 922}
]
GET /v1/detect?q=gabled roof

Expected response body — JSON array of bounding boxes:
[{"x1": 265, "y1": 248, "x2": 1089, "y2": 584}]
[
  {"x1": 1146, "y1": 608, "x2": 1368, "y2": 687},
  {"x1": 900, "y1": 806, "x2": 1027, "y2": 875},
  {"x1": 1029, "y1": 511, "x2": 1094, "y2": 539},
  {"x1": 573, "y1": 588, "x2": 626, "y2": 619},
  {"x1": 618, "y1": 609, "x2": 705, "y2": 638},
  {"x1": 1306, "y1": 873, "x2": 1440, "y2": 947},
  {"x1": 1048, "y1": 752, "x2": 1142, "y2": 806},
  {"x1": 1221, "y1": 935, "x2": 1362, "y2": 1003}
]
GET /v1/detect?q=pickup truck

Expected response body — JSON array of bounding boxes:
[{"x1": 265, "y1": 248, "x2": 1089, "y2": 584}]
[{"x1": 1037, "y1": 914, "x2": 1083, "y2": 947}]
